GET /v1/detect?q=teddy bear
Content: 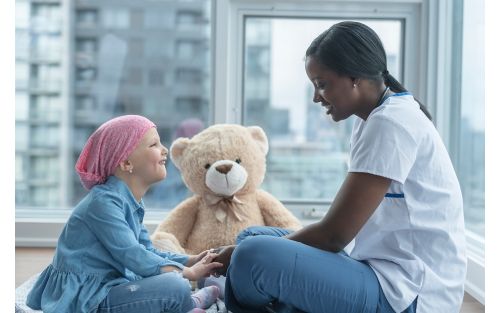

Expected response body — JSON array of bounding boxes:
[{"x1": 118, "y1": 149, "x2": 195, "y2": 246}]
[{"x1": 151, "y1": 124, "x2": 302, "y2": 254}]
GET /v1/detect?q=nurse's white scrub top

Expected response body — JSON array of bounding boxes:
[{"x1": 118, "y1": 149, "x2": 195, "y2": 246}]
[{"x1": 348, "y1": 93, "x2": 467, "y2": 313}]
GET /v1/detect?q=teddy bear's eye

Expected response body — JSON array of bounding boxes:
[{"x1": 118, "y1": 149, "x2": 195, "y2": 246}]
[
  {"x1": 235, "y1": 158, "x2": 241, "y2": 164},
  {"x1": 204, "y1": 163, "x2": 211, "y2": 169}
]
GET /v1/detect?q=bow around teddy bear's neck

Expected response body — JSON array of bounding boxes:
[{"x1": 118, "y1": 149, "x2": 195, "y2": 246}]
[{"x1": 203, "y1": 194, "x2": 247, "y2": 222}]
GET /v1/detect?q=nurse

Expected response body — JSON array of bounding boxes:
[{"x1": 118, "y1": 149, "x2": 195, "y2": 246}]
[{"x1": 215, "y1": 21, "x2": 467, "y2": 313}]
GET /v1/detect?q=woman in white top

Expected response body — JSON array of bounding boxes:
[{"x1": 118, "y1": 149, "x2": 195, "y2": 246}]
[{"x1": 213, "y1": 21, "x2": 467, "y2": 313}]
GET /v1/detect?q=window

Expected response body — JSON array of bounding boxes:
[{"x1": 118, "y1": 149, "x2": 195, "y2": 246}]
[
  {"x1": 102, "y1": 8, "x2": 129, "y2": 29},
  {"x1": 32, "y1": 34, "x2": 62, "y2": 61},
  {"x1": 176, "y1": 68, "x2": 202, "y2": 84},
  {"x1": 130, "y1": 9, "x2": 144, "y2": 29},
  {"x1": 15, "y1": 1, "x2": 30, "y2": 29},
  {"x1": 76, "y1": 67, "x2": 97, "y2": 82},
  {"x1": 145, "y1": 9, "x2": 174, "y2": 29},
  {"x1": 243, "y1": 18, "x2": 402, "y2": 202},
  {"x1": 13, "y1": 0, "x2": 486, "y2": 302},
  {"x1": 176, "y1": 39, "x2": 199, "y2": 59},
  {"x1": 15, "y1": 29, "x2": 29, "y2": 60},
  {"x1": 15, "y1": 92, "x2": 29, "y2": 121},
  {"x1": 76, "y1": 9, "x2": 98, "y2": 28},
  {"x1": 16, "y1": 154, "x2": 26, "y2": 183},
  {"x1": 75, "y1": 95, "x2": 97, "y2": 119},
  {"x1": 15, "y1": 62, "x2": 29, "y2": 87},
  {"x1": 128, "y1": 38, "x2": 144, "y2": 58},
  {"x1": 31, "y1": 125, "x2": 60, "y2": 149},
  {"x1": 176, "y1": 10, "x2": 204, "y2": 30},
  {"x1": 30, "y1": 64, "x2": 62, "y2": 91},
  {"x1": 15, "y1": 0, "x2": 212, "y2": 211},
  {"x1": 32, "y1": 156, "x2": 59, "y2": 180},
  {"x1": 30, "y1": 95, "x2": 61, "y2": 121},
  {"x1": 457, "y1": 0, "x2": 485, "y2": 237},
  {"x1": 148, "y1": 69, "x2": 165, "y2": 86},
  {"x1": 126, "y1": 67, "x2": 143, "y2": 85},
  {"x1": 15, "y1": 123, "x2": 29, "y2": 151},
  {"x1": 145, "y1": 38, "x2": 174, "y2": 58},
  {"x1": 31, "y1": 3, "x2": 61, "y2": 32},
  {"x1": 76, "y1": 38, "x2": 98, "y2": 54}
]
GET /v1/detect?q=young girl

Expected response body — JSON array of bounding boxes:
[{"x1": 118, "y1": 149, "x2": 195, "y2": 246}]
[
  {"x1": 214, "y1": 21, "x2": 467, "y2": 313},
  {"x1": 26, "y1": 115, "x2": 222, "y2": 313}
]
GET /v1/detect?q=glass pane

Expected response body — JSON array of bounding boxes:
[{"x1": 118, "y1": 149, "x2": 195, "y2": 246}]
[
  {"x1": 16, "y1": 154, "x2": 26, "y2": 182},
  {"x1": 243, "y1": 18, "x2": 402, "y2": 202},
  {"x1": 15, "y1": 92, "x2": 29, "y2": 121},
  {"x1": 15, "y1": 0, "x2": 212, "y2": 210},
  {"x1": 458, "y1": 0, "x2": 485, "y2": 237},
  {"x1": 15, "y1": 123, "x2": 29, "y2": 151}
]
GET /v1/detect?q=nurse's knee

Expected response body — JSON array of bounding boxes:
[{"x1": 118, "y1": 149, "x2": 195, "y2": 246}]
[
  {"x1": 236, "y1": 226, "x2": 266, "y2": 243},
  {"x1": 232, "y1": 236, "x2": 274, "y2": 270}
]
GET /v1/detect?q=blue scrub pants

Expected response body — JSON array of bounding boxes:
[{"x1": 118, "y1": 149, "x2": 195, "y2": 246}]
[{"x1": 225, "y1": 226, "x2": 417, "y2": 313}]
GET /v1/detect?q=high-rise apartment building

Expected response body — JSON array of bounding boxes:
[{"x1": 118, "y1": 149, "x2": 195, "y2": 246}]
[
  {"x1": 16, "y1": 0, "x2": 65, "y2": 207},
  {"x1": 16, "y1": 0, "x2": 211, "y2": 209},
  {"x1": 71, "y1": 1, "x2": 211, "y2": 204}
]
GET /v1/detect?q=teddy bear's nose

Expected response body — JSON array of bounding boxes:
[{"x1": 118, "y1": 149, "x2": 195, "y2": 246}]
[{"x1": 216, "y1": 164, "x2": 233, "y2": 174}]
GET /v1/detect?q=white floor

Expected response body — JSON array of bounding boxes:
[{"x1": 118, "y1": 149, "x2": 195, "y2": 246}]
[{"x1": 15, "y1": 247, "x2": 484, "y2": 312}]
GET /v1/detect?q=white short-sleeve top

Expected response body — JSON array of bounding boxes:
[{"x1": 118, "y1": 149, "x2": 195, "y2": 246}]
[{"x1": 348, "y1": 93, "x2": 467, "y2": 313}]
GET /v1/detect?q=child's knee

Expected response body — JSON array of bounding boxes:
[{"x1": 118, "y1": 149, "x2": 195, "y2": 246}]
[{"x1": 157, "y1": 272, "x2": 193, "y2": 304}]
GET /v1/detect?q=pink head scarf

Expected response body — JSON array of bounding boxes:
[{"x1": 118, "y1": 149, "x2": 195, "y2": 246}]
[{"x1": 75, "y1": 115, "x2": 156, "y2": 190}]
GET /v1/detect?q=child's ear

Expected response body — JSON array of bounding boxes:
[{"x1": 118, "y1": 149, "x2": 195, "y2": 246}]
[
  {"x1": 170, "y1": 138, "x2": 190, "y2": 169},
  {"x1": 118, "y1": 160, "x2": 133, "y2": 173}
]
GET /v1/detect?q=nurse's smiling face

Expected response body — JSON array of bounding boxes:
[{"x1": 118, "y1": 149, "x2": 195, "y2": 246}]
[{"x1": 305, "y1": 56, "x2": 360, "y2": 122}]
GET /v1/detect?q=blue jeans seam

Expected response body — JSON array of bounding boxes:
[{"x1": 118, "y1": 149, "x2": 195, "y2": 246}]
[{"x1": 97, "y1": 297, "x2": 187, "y2": 312}]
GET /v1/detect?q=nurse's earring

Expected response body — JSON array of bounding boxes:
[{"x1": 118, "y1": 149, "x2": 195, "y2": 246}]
[
  {"x1": 129, "y1": 167, "x2": 133, "y2": 174},
  {"x1": 353, "y1": 83, "x2": 357, "y2": 88}
]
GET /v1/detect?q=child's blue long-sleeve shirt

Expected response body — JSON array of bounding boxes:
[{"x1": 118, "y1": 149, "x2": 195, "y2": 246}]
[{"x1": 26, "y1": 175, "x2": 189, "y2": 313}]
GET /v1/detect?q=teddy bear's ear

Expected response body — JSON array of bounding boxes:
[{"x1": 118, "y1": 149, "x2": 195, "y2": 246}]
[
  {"x1": 170, "y1": 138, "x2": 190, "y2": 168},
  {"x1": 247, "y1": 126, "x2": 269, "y2": 155}
]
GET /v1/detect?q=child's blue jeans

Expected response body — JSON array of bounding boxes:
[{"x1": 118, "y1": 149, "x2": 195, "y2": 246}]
[
  {"x1": 225, "y1": 226, "x2": 418, "y2": 313},
  {"x1": 94, "y1": 272, "x2": 195, "y2": 313}
]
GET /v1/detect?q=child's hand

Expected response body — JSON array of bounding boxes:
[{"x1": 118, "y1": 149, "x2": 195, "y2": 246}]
[
  {"x1": 186, "y1": 249, "x2": 211, "y2": 267},
  {"x1": 182, "y1": 252, "x2": 223, "y2": 281}
]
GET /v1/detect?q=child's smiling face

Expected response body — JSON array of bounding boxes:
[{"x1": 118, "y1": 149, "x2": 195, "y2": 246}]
[{"x1": 127, "y1": 127, "x2": 168, "y2": 185}]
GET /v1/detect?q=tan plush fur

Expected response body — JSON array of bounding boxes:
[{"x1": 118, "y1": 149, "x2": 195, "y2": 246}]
[{"x1": 151, "y1": 124, "x2": 302, "y2": 254}]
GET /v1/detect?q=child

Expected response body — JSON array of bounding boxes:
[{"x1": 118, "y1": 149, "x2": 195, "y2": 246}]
[{"x1": 26, "y1": 115, "x2": 222, "y2": 313}]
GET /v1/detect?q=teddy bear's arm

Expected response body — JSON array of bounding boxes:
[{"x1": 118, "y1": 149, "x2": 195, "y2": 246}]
[
  {"x1": 256, "y1": 190, "x2": 302, "y2": 230},
  {"x1": 151, "y1": 196, "x2": 201, "y2": 247}
]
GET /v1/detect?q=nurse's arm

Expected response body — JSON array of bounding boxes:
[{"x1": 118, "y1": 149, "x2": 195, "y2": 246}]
[{"x1": 285, "y1": 172, "x2": 391, "y2": 253}]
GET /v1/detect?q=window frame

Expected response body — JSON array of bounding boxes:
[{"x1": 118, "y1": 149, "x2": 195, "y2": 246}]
[{"x1": 15, "y1": 0, "x2": 484, "y2": 304}]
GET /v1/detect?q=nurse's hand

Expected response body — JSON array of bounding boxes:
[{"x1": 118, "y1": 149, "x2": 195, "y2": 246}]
[{"x1": 212, "y1": 245, "x2": 236, "y2": 276}]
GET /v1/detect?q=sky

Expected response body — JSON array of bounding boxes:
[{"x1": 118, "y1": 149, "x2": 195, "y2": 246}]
[{"x1": 462, "y1": 0, "x2": 485, "y2": 131}]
